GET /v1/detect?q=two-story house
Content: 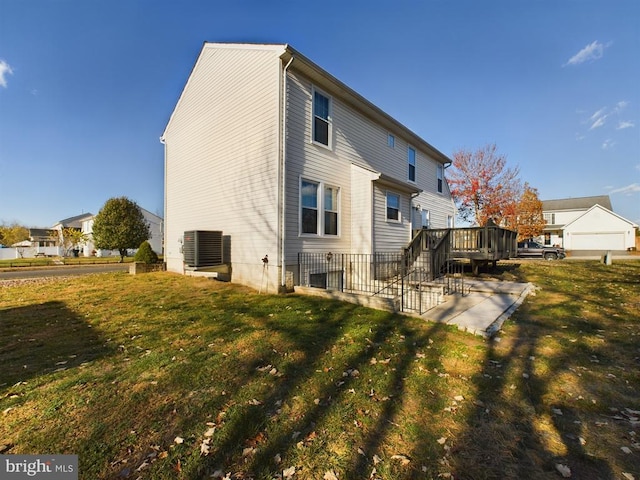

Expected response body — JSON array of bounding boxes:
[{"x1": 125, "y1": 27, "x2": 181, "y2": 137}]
[
  {"x1": 542, "y1": 195, "x2": 637, "y2": 251},
  {"x1": 162, "y1": 43, "x2": 456, "y2": 292},
  {"x1": 81, "y1": 208, "x2": 164, "y2": 257}
]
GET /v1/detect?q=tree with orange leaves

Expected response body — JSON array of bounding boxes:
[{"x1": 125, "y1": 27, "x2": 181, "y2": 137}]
[
  {"x1": 447, "y1": 144, "x2": 522, "y2": 226},
  {"x1": 511, "y1": 183, "x2": 545, "y2": 241}
]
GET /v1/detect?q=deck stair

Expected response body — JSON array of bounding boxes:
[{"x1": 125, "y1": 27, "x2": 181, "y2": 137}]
[{"x1": 297, "y1": 225, "x2": 516, "y2": 315}]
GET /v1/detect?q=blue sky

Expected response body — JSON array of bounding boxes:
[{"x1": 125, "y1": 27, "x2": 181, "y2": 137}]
[{"x1": 1, "y1": 0, "x2": 638, "y2": 227}]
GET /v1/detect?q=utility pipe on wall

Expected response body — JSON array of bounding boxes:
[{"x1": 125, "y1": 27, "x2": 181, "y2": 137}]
[{"x1": 280, "y1": 55, "x2": 294, "y2": 289}]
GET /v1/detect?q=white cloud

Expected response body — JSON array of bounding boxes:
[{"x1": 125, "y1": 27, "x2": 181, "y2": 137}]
[
  {"x1": 0, "y1": 60, "x2": 13, "y2": 88},
  {"x1": 564, "y1": 41, "x2": 609, "y2": 66},
  {"x1": 590, "y1": 107, "x2": 606, "y2": 121},
  {"x1": 608, "y1": 183, "x2": 640, "y2": 195},
  {"x1": 601, "y1": 139, "x2": 615, "y2": 149},
  {"x1": 615, "y1": 100, "x2": 628, "y2": 111},
  {"x1": 582, "y1": 101, "x2": 633, "y2": 132},
  {"x1": 587, "y1": 107, "x2": 609, "y2": 129},
  {"x1": 617, "y1": 121, "x2": 635, "y2": 130}
]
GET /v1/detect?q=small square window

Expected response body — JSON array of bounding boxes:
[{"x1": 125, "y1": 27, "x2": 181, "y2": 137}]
[
  {"x1": 388, "y1": 134, "x2": 395, "y2": 148},
  {"x1": 386, "y1": 192, "x2": 400, "y2": 221}
]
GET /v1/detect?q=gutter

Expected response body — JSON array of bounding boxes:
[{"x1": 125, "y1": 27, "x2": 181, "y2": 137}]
[{"x1": 280, "y1": 54, "x2": 294, "y2": 289}]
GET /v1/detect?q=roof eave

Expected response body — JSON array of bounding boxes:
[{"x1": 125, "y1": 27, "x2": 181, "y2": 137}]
[{"x1": 280, "y1": 46, "x2": 452, "y2": 165}]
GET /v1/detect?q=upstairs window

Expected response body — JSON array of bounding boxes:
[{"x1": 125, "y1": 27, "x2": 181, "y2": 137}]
[
  {"x1": 437, "y1": 165, "x2": 444, "y2": 193},
  {"x1": 408, "y1": 147, "x2": 416, "y2": 182},
  {"x1": 313, "y1": 89, "x2": 331, "y2": 147},
  {"x1": 386, "y1": 192, "x2": 400, "y2": 221},
  {"x1": 388, "y1": 133, "x2": 395, "y2": 148}
]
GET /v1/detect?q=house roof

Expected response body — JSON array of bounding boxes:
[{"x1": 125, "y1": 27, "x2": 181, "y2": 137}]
[
  {"x1": 542, "y1": 195, "x2": 612, "y2": 212},
  {"x1": 162, "y1": 42, "x2": 453, "y2": 166},
  {"x1": 53, "y1": 213, "x2": 94, "y2": 229},
  {"x1": 563, "y1": 204, "x2": 638, "y2": 230},
  {"x1": 29, "y1": 228, "x2": 57, "y2": 239},
  {"x1": 280, "y1": 44, "x2": 452, "y2": 166}
]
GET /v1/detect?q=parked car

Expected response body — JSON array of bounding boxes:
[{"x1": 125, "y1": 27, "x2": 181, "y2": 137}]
[{"x1": 517, "y1": 241, "x2": 566, "y2": 260}]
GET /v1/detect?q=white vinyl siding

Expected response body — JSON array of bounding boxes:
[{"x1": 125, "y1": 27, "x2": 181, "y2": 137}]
[
  {"x1": 350, "y1": 164, "x2": 377, "y2": 254},
  {"x1": 284, "y1": 69, "x2": 454, "y2": 258},
  {"x1": 372, "y1": 184, "x2": 412, "y2": 251},
  {"x1": 163, "y1": 44, "x2": 282, "y2": 290}
]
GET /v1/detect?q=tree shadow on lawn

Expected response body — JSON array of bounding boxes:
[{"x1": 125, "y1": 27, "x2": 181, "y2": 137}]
[
  {"x1": 448, "y1": 266, "x2": 640, "y2": 479},
  {"x1": 93, "y1": 291, "x2": 451, "y2": 479},
  {"x1": 0, "y1": 301, "x2": 114, "y2": 388},
  {"x1": 173, "y1": 296, "x2": 448, "y2": 479}
]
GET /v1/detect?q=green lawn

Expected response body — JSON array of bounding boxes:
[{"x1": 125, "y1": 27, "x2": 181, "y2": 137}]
[
  {"x1": 0, "y1": 256, "x2": 134, "y2": 268},
  {"x1": 1, "y1": 261, "x2": 638, "y2": 479}
]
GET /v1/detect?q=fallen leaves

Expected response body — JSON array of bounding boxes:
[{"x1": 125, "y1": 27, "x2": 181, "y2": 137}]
[
  {"x1": 282, "y1": 465, "x2": 296, "y2": 477},
  {"x1": 390, "y1": 454, "x2": 411, "y2": 465},
  {"x1": 200, "y1": 438, "x2": 210, "y2": 456},
  {"x1": 555, "y1": 463, "x2": 571, "y2": 478}
]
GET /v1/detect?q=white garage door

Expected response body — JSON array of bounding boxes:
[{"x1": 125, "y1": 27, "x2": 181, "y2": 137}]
[{"x1": 571, "y1": 233, "x2": 625, "y2": 250}]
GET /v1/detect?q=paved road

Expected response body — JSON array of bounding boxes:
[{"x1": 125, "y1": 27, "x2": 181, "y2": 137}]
[{"x1": 0, "y1": 263, "x2": 130, "y2": 280}]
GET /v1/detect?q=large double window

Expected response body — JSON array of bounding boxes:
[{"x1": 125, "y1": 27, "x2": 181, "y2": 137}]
[
  {"x1": 301, "y1": 179, "x2": 339, "y2": 236},
  {"x1": 313, "y1": 89, "x2": 331, "y2": 147}
]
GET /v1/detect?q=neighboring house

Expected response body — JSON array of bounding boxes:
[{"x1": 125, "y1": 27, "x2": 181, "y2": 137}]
[
  {"x1": 542, "y1": 196, "x2": 637, "y2": 251},
  {"x1": 29, "y1": 228, "x2": 62, "y2": 256},
  {"x1": 52, "y1": 213, "x2": 95, "y2": 231},
  {"x1": 162, "y1": 43, "x2": 456, "y2": 292},
  {"x1": 82, "y1": 208, "x2": 164, "y2": 256},
  {"x1": 52, "y1": 213, "x2": 94, "y2": 255}
]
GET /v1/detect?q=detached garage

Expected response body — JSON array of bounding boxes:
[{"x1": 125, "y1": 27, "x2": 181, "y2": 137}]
[{"x1": 563, "y1": 205, "x2": 637, "y2": 251}]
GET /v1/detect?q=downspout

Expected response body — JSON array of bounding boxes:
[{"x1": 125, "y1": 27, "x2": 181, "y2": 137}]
[
  {"x1": 160, "y1": 135, "x2": 168, "y2": 261},
  {"x1": 280, "y1": 56, "x2": 294, "y2": 289},
  {"x1": 443, "y1": 160, "x2": 454, "y2": 227}
]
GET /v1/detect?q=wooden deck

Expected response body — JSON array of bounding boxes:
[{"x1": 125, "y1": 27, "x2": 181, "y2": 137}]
[{"x1": 410, "y1": 226, "x2": 518, "y2": 275}]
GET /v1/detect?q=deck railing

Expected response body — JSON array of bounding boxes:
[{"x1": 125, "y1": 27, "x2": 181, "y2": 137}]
[
  {"x1": 418, "y1": 226, "x2": 517, "y2": 260},
  {"x1": 297, "y1": 226, "x2": 515, "y2": 314},
  {"x1": 298, "y1": 252, "x2": 405, "y2": 295},
  {"x1": 297, "y1": 250, "x2": 464, "y2": 314}
]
